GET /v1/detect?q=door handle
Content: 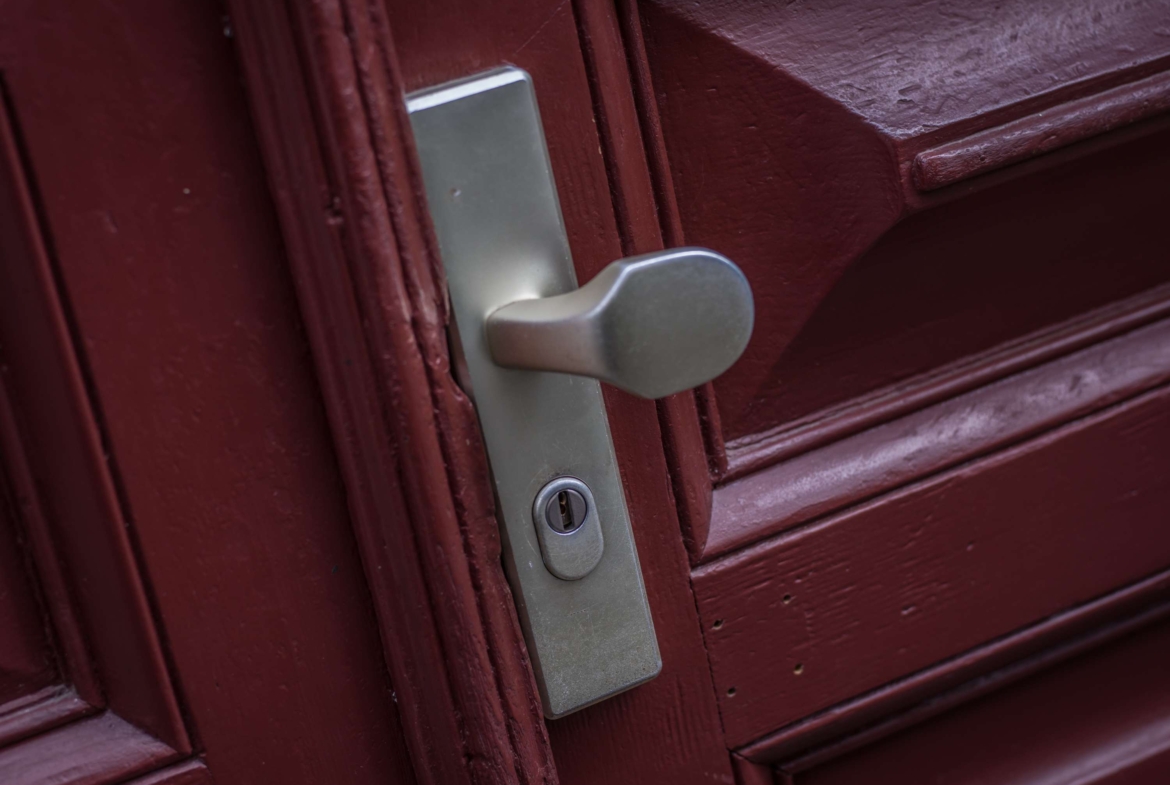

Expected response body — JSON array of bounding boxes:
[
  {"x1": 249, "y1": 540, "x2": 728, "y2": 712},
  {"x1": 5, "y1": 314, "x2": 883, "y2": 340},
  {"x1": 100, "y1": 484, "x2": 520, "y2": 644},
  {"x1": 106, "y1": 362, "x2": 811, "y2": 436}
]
[
  {"x1": 487, "y1": 247, "x2": 753, "y2": 399},
  {"x1": 407, "y1": 66, "x2": 753, "y2": 718}
]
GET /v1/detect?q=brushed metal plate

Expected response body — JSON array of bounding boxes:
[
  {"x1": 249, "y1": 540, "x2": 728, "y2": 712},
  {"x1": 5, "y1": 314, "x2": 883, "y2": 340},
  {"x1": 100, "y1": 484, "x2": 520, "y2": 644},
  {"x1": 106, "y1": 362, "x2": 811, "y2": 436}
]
[{"x1": 406, "y1": 67, "x2": 661, "y2": 718}]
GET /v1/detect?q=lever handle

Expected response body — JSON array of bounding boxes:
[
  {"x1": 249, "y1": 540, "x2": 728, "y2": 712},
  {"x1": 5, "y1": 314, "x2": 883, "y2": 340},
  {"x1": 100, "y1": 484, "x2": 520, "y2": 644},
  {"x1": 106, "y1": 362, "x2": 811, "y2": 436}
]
[{"x1": 485, "y1": 247, "x2": 753, "y2": 399}]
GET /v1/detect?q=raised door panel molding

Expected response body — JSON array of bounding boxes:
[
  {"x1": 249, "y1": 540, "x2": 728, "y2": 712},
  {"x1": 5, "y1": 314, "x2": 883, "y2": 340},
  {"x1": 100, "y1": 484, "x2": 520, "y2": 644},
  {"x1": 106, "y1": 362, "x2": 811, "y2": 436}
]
[
  {"x1": 1, "y1": 0, "x2": 425, "y2": 781},
  {"x1": 706, "y1": 309, "x2": 1170, "y2": 559},
  {"x1": 696, "y1": 381, "x2": 1170, "y2": 746},
  {"x1": 639, "y1": 0, "x2": 1170, "y2": 448},
  {"x1": 740, "y1": 573, "x2": 1170, "y2": 765},
  {"x1": 0, "y1": 713, "x2": 180, "y2": 785},
  {"x1": 0, "y1": 75, "x2": 191, "y2": 779},
  {"x1": 787, "y1": 618, "x2": 1170, "y2": 784}
]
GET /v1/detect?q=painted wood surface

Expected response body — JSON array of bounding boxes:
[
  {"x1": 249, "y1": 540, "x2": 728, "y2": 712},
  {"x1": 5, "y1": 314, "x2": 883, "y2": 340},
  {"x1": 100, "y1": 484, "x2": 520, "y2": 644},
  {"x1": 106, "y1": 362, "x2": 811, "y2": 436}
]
[
  {"x1": 226, "y1": 1, "x2": 554, "y2": 782},
  {"x1": 697, "y1": 383, "x2": 1170, "y2": 746},
  {"x1": 707, "y1": 313, "x2": 1170, "y2": 560},
  {"x1": 368, "y1": 0, "x2": 734, "y2": 781},
  {"x1": 0, "y1": 688, "x2": 92, "y2": 749},
  {"x1": 125, "y1": 759, "x2": 215, "y2": 785},
  {"x1": 0, "y1": 83, "x2": 186, "y2": 752},
  {"x1": 0, "y1": 713, "x2": 178, "y2": 785},
  {"x1": 0, "y1": 0, "x2": 420, "y2": 782},
  {"x1": 0, "y1": 485, "x2": 56, "y2": 707},
  {"x1": 793, "y1": 618, "x2": 1170, "y2": 784},
  {"x1": 915, "y1": 69, "x2": 1170, "y2": 189},
  {"x1": 639, "y1": 0, "x2": 1170, "y2": 446},
  {"x1": 721, "y1": 283, "x2": 1170, "y2": 483},
  {"x1": 0, "y1": 1, "x2": 1166, "y2": 783},
  {"x1": 743, "y1": 574, "x2": 1170, "y2": 766}
]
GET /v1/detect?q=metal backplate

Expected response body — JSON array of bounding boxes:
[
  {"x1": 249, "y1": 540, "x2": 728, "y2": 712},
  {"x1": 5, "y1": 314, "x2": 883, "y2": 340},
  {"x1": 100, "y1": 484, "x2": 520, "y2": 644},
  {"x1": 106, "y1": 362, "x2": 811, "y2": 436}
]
[{"x1": 407, "y1": 68, "x2": 661, "y2": 718}]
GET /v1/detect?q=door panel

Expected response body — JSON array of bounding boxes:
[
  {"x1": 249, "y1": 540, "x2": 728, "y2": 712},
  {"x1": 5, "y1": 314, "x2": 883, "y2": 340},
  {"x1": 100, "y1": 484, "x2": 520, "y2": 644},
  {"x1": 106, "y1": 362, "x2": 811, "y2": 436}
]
[
  {"x1": 698, "y1": 381, "x2": 1170, "y2": 745},
  {"x1": 634, "y1": 0, "x2": 1170, "y2": 776},
  {"x1": 722, "y1": 131, "x2": 1170, "y2": 436},
  {"x1": 639, "y1": 0, "x2": 1170, "y2": 447},
  {"x1": 794, "y1": 618, "x2": 1170, "y2": 785},
  {"x1": 7, "y1": 0, "x2": 1159, "y2": 783},
  {"x1": 0, "y1": 1, "x2": 419, "y2": 782}
]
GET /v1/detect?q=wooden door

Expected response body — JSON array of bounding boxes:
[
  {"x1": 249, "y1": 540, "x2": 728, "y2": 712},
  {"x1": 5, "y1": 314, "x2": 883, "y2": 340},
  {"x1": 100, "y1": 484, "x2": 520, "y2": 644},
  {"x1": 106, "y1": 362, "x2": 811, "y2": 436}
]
[
  {"x1": 2, "y1": 1, "x2": 1168, "y2": 784},
  {"x1": 634, "y1": 1, "x2": 1170, "y2": 781}
]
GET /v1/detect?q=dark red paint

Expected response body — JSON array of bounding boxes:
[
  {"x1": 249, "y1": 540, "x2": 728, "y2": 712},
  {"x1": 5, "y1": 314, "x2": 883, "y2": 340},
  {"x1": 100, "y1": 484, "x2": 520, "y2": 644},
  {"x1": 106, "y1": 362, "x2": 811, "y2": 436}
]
[
  {"x1": 698, "y1": 382, "x2": 1170, "y2": 745},
  {"x1": 0, "y1": 0, "x2": 417, "y2": 782},
  {"x1": 797, "y1": 619, "x2": 1170, "y2": 784},
  {"x1": 0, "y1": 1, "x2": 1167, "y2": 783},
  {"x1": 640, "y1": 0, "x2": 1170, "y2": 444}
]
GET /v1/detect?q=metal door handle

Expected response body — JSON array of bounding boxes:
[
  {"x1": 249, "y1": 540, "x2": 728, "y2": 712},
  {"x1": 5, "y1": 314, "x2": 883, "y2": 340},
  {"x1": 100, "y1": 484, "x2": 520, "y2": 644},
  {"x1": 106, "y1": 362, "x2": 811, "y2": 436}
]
[
  {"x1": 406, "y1": 66, "x2": 753, "y2": 718},
  {"x1": 486, "y1": 247, "x2": 753, "y2": 399}
]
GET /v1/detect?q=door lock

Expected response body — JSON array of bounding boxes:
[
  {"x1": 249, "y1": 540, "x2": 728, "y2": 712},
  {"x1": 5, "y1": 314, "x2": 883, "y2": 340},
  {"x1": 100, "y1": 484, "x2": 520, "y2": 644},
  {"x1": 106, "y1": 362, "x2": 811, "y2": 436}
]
[
  {"x1": 532, "y1": 476, "x2": 603, "y2": 581},
  {"x1": 407, "y1": 67, "x2": 753, "y2": 717}
]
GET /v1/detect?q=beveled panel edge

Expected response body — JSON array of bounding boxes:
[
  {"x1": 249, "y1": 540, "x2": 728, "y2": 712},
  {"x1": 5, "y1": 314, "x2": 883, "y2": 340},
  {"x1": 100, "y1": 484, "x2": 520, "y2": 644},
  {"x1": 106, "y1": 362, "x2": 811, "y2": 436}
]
[
  {"x1": 721, "y1": 281, "x2": 1170, "y2": 484},
  {"x1": 915, "y1": 69, "x2": 1170, "y2": 191},
  {"x1": 0, "y1": 687, "x2": 94, "y2": 751},
  {"x1": 737, "y1": 568, "x2": 1170, "y2": 766},
  {"x1": 707, "y1": 287, "x2": 1170, "y2": 561},
  {"x1": 0, "y1": 91, "x2": 188, "y2": 751}
]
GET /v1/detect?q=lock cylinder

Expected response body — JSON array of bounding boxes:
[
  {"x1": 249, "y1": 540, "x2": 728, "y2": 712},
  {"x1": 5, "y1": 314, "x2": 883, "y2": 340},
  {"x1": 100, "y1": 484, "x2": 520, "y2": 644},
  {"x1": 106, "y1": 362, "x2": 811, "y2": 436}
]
[{"x1": 531, "y1": 476, "x2": 604, "y2": 580}]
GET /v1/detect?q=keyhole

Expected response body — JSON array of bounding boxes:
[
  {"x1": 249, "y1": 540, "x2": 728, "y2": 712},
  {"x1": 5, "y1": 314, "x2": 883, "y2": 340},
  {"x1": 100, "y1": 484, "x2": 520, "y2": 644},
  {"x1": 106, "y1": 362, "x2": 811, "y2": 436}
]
[
  {"x1": 558, "y1": 491, "x2": 572, "y2": 528},
  {"x1": 545, "y1": 488, "x2": 587, "y2": 533}
]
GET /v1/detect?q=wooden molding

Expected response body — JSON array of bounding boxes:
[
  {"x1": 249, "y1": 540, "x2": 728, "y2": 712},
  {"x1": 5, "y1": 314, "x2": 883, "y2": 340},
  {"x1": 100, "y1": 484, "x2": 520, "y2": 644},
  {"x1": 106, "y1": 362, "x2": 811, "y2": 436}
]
[
  {"x1": 0, "y1": 712, "x2": 181, "y2": 785},
  {"x1": 697, "y1": 382, "x2": 1170, "y2": 746},
  {"x1": 720, "y1": 282, "x2": 1170, "y2": 485},
  {"x1": 780, "y1": 601, "x2": 1170, "y2": 773},
  {"x1": 741, "y1": 571, "x2": 1170, "y2": 765},
  {"x1": 602, "y1": 0, "x2": 724, "y2": 563},
  {"x1": 0, "y1": 88, "x2": 189, "y2": 753},
  {"x1": 225, "y1": 1, "x2": 557, "y2": 782},
  {"x1": 0, "y1": 688, "x2": 92, "y2": 751},
  {"x1": 773, "y1": 611, "x2": 1170, "y2": 783},
  {"x1": 914, "y1": 69, "x2": 1170, "y2": 191},
  {"x1": 124, "y1": 759, "x2": 213, "y2": 785},
  {"x1": 730, "y1": 753, "x2": 775, "y2": 785},
  {"x1": 706, "y1": 308, "x2": 1170, "y2": 560},
  {"x1": 638, "y1": 0, "x2": 1170, "y2": 456}
]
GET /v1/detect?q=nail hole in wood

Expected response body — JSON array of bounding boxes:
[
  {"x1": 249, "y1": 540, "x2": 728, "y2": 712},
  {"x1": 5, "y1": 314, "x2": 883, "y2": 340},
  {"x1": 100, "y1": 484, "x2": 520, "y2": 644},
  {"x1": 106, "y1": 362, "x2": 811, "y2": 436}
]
[
  {"x1": 793, "y1": 663, "x2": 804, "y2": 675},
  {"x1": 712, "y1": 619, "x2": 724, "y2": 629}
]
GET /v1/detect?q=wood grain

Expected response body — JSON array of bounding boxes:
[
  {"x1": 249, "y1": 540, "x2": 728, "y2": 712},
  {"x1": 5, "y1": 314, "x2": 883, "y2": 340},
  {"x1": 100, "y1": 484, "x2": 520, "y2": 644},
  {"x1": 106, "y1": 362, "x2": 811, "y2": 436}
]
[
  {"x1": 915, "y1": 70, "x2": 1170, "y2": 190},
  {"x1": 707, "y1": 315, "x2": 1170, "y2": 560},
  {"x1": 697, "y1": 383, "x2": 1170, "y2": 746},
  {"x1": 723, "y1": 282, "x2": 1170, "y2": 482},
  {"x1": 0, "y1": 712, "x2": 179, "y2": 785},
  {"x1": 793, "y1": 619, "x2": 1170, "y2": 785},
  {"x1": 749, "y1": 581, "x2": 1170, "y2": 767},
  {"x1": 124, "y1": 759, "x2": 214, "y2": 785},
  {"x1": 639, "y1": 0, "x2": 1170, "y2": 445},
  {"x1": 0, "y1": 687, "x2": 92, "y2": 750}
]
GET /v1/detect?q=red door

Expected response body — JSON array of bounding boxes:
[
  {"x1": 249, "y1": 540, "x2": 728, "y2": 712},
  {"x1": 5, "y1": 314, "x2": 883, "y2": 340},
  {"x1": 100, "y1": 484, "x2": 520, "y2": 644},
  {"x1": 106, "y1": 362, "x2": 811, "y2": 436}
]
[{"x1": 1, "y1": 1, "x2": 1168, "y2": 784}]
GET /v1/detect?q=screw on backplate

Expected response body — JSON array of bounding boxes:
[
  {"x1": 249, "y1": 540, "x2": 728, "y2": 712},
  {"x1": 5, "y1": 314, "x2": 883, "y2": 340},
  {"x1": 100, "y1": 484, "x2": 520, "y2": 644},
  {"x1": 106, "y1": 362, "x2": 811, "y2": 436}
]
[{"x1": 544, "y1": 488, "x2": 587, "y2": 533}]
